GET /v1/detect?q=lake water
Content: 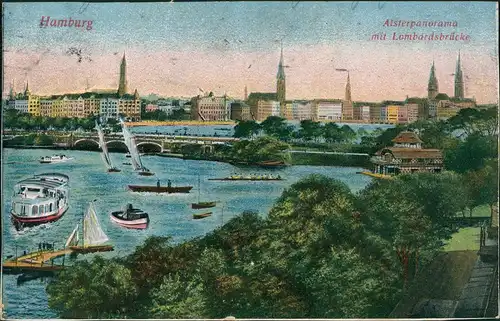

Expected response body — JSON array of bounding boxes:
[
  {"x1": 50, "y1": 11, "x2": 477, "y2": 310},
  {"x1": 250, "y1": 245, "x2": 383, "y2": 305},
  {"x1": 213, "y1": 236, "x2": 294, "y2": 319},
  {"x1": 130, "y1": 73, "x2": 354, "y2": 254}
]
[{"x1": 2, "y1": 148, "x2": 373, "y2": 318}]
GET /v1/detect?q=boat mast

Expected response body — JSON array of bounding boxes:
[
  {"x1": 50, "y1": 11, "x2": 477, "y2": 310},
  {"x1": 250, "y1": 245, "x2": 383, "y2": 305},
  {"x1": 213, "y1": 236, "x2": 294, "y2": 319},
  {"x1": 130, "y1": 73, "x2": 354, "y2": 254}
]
[{"x1": 198, "y1": 174, "x2": 201, "y2": 203}]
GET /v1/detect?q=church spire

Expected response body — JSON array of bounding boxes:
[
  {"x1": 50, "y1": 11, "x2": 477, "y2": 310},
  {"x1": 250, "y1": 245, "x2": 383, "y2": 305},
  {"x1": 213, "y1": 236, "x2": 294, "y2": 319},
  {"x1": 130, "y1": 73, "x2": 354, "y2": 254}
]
[
  {"x1": 454, "y1": 50, "x2": 464, "y2": 99},
  {"x1": 24, "y1": 80, "x2": 30, "y2": 97},
  {"x1": 276, "y1": 41, "x2": 286, "y2": 106},
  {"x1": 345, "y1": 72, "x2": 352, "y2": 102},
  {"x1": 9, "y1": 79, "x2": 16, "y2": 100},
  {"x1": 118, "y1": 52, "x2": 128, "y2": 97},
  {"x1": 427, "y1": 60, "x2": 439, "y2": 100}
]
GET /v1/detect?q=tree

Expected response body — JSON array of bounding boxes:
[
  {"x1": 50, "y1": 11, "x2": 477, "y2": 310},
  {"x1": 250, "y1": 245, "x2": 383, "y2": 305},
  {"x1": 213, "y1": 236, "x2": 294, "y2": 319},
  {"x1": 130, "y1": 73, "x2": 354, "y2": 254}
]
[
  {"x1": 444, "y1": 133, "x2": 498, "y2": 173},
  {"x1": 149, "y1": 274, "x2": 207, "y2": 318},
  {"x1": 46, "y1": 256, "x2": 137, "y2": 318},
  {"x1": 298, "y1": 120, "x2": 323, "y2": 142},
  {"x1": 463, "y1": 162, "x2": 499, "y2": 218},
  {"x1": 233, "y1": 120, "x2": 261, "y2": 138},
  {"x1": 260, "y1": 116, "x2": 293, "y2": 141}
]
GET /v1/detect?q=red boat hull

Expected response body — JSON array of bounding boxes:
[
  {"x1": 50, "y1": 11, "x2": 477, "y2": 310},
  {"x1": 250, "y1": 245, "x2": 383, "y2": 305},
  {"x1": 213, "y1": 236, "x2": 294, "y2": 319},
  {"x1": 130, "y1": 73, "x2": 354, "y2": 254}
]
[{"x1": 11, "y1": 205, "x2": 68, "y2": 230}]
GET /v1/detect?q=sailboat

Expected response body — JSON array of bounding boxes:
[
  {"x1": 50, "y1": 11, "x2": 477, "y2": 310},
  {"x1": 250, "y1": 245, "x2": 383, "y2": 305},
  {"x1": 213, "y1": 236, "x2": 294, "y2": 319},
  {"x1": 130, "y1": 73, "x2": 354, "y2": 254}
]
[
  {"x1": 120, "y1": 119, "x2": 154, "y2": 176},
  {"x1": 192, "y1": 175, "x2": 216, "y2": 209},
  {"x1": 66, "y1": 202, "x2": 114, "y2": 253},
  {"x1": 96, "y1": 121, "x2": 120, "y2": 172}
]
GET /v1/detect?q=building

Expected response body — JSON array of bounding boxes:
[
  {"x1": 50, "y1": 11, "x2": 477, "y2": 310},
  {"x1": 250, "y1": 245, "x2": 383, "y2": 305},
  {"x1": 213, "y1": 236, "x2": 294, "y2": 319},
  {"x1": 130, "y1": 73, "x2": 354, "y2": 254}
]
[
  {"x1": 370, "y1": 131, "x2": 444, "y2": 175},
  {"x1": 406, "y1": 103, "x2": 419, "y2": 123},
  {"x1": 191, "y1": 93, "x2": 228, "y2": 121},
  {"x1": 100, "y1": 97, "x2": 119, "y2": 120},
  {"x1": 386, "y1": 105, "x2": 400, "y2": 124},
  {"x1": 255, "y1": 100, "x2": 280, "y2": 121},
  {"x1": 313, "y1": 99, "x2": 343, "y2": 121},
  {"x1": 230, "y1": 102, "x2": 251, "y2": 121},
  {"x1": 145, "y1": 104, "x2": 159, "y2": 112},
  {"x1": 40, "y1": 99, "x2": 53, "y2": 117},
  {"x1": 342, "y1": 73, "x2": 353, "y2": 120},
  {"x1": 291, "y1": 100, "x2": 313, "y2": 120},
  {"x1": 83, "y1": 96, "x2": 100, "y2": 116},
  {"x1": 276, "y1": 43, "x2": 286, "y2": 111},
  {"x1": 360, "y1": 106, "x2": 370, "y2": 122},
  {"x1": 246, "y1": 92, "x2": 277, "y2": 120},
  {"x1": 118, "y1": 53, "x2": 127, "y2": 97},
  {"x1": 427, "y1": 61, "x2": 439, "y2": 100},
  {"x1": 14, "y1": 99, "x2": 28, "y2": 113},
  {"x1": 454, "y1": 51, "x2": 464, "y2": 99}
]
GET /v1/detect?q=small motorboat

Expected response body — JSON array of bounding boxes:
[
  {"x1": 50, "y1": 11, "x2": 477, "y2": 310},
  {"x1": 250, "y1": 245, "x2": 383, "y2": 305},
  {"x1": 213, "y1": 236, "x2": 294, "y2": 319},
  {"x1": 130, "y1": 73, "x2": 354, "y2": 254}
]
[
  {"x1": 125, "y1": 153, "x2": 131, "y2": 158},
  {"x1": 110, "y1": 204, "x2": 149, "y2": 229},
  {"x1": 193, "y1": 212, "x2": 212, "y2": 220},
  {"x1": 138, "y1": 169, "x2": 155, "y2": 176},
  {"x1": 123, "y1": 162, "x2": 132, "y2": 165},
  {"x1": 255, "y1": 160, "x2": 287, "y2": 168},
  {"x1": 39, "y1": 155, "x2": 73, "y2": 164},
  {"x1": 108, "y1": 167, "x2": 121, "y2": 173}
]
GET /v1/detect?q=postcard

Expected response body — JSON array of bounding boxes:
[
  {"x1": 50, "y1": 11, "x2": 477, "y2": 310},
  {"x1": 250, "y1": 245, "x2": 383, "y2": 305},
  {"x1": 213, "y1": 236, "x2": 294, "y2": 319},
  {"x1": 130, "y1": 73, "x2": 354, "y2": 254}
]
[{"x1": 1, "y1": 1, "x2": 498, "y2": 319}]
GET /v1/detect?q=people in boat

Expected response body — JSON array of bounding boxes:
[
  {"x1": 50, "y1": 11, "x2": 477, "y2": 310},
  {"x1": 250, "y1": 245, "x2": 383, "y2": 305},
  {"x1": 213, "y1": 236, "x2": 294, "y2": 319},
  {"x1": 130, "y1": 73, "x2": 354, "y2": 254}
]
[
  {"x1": 167, "y1": 180, "x2": 172, "y2": 188},
  {"x1": 124, "y1": 203, "x2": 133, "y2": 219}
]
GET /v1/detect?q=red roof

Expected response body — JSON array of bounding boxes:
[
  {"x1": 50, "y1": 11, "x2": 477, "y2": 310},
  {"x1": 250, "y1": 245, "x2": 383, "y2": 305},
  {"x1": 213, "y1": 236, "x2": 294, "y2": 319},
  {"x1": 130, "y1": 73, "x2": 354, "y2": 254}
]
[{"x1": 392, "y1": 131, "x2": 423, "y2": 144}]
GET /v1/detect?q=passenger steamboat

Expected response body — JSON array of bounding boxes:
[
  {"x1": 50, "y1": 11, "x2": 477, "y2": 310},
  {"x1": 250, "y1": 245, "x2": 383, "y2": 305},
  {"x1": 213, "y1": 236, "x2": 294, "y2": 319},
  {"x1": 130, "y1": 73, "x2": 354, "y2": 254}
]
[
  {"x1": 39, "y1": 155, "x2": 73, "y2": 164},
  {"x1": 10, "y1": 173, "x2": 70, "y2": 230}
]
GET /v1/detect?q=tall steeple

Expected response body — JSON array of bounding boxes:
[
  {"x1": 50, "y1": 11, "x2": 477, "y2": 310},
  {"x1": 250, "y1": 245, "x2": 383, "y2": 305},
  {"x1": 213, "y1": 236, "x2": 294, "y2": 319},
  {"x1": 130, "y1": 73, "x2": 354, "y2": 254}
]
[
  {"x1": 9, "y1": 79, "x2": 16, "y2": 100},
  {"x1": 244, "y1": 85, "x2": 248, "y2": 101},
  {"x1": 118, "y1": 52, "x2": 128, "y2": 97},
  {"x1": 276, "y1": 41, "x2": 286, "y2": 106},
  {"x1": 427, "y1": 60, "x2": 439, "y2": 100},
  {"x1": 345, "y1": 72, "x2": 352, "y2": 102},
  {"x1": 454, "y1": 51, "x2": 464, "y2": 99},
  {"x1": 24, "y1": 80, "x2": 30, "y2": 97}
]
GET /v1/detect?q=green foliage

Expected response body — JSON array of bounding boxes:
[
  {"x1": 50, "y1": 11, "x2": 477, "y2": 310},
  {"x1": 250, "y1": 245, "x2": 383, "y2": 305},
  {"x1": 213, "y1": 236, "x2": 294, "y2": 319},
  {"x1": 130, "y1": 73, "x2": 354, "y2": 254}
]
[
  {"x1": 230, "y1": 136, "x2": 291, "y2": 163},
  {"x1": 444, "y1": 133, "x2": 498, "y2": 173},
  {"x1": 34, "y1": 134, "x2": 55, "y2": 146},
  {"x1": 46, "y1": 256, "x2": 137, "y2": 318},
  {"x1": 233, "y1": 120, "x2": 261, "y2": 138},
  {"x1": 149, "y1": 274, "x2": 207, "y2": 318},
  {"x1": 260, "y1": 116, "x2": 294, "y2": 141},
  {"x1": 298, "y1": 120, "x2": 323, "y2": 141}
]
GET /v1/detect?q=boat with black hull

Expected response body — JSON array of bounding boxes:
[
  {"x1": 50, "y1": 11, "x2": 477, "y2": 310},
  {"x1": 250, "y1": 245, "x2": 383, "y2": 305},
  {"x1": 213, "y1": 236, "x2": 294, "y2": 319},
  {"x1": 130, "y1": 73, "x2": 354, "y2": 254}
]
[
  {"x1": 10, "y1": 173, "x2": 70, "y2": 230},
  {"x1": 128, "y1": 185, "x2": 193, "y2": 193}
]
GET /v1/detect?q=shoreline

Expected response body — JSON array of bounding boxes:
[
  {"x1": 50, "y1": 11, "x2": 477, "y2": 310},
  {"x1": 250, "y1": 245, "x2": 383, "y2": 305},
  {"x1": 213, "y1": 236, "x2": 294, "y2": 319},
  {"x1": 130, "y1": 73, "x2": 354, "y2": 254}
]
[
  {"x1": 3, "y1": 146, "x2": 369, "y2": 169},
  {"x1": 126, "y1": 120, "x2": 236, "y2": 127}
]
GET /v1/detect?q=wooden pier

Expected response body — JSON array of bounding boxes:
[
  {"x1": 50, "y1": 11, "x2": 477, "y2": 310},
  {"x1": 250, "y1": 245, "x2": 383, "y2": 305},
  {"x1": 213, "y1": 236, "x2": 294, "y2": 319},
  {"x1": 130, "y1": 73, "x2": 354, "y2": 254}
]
[{"x1": 3, "y1": 248, "x2": 73, "y2": 274}]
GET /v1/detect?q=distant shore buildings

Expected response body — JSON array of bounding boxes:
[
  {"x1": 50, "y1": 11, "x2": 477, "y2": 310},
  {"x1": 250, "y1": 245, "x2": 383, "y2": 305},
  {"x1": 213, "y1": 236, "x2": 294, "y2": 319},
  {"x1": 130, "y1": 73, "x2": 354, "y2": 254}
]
[
  {"x1": 7, "y1": 53, "x2": 141, "y2": 121},
  {"x1": 5, "y1": 48, "x2": 480, "y2": 123}
]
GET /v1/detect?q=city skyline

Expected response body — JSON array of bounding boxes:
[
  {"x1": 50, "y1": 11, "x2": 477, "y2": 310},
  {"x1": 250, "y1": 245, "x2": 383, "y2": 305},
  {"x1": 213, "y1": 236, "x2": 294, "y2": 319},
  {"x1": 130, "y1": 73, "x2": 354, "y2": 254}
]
[{"x1": 3, "y1": 2, "x2": 499, "y2": 103}]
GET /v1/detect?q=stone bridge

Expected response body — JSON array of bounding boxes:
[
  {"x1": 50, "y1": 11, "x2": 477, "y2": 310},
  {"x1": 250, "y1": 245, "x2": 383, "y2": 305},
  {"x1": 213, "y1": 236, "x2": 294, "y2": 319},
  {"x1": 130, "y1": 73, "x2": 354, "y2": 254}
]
[{"x1": 3, "y1": 131, "x2": 240, "y2": 153}]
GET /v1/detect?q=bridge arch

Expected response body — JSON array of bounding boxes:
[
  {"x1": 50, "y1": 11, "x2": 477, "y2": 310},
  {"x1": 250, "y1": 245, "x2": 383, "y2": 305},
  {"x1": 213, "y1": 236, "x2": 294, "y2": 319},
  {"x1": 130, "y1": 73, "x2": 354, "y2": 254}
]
[
  {"x1": 73, "y1": 139, "x2": 100, "y2": 151},
  {"x1": 136, "y1": 141, "x2": 163, "y2": 153},
  {"x1": 106, "y1": 140, "x2": 128, "y2": 152}
]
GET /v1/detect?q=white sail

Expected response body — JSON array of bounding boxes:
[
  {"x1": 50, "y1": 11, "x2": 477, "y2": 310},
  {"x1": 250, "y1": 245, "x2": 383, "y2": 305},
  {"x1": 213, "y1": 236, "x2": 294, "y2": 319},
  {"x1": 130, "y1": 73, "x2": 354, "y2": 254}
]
[
  {"x1": 83, "y1": 203, "x2": 109, "y2": 246},
  {"x1": 120, "y1": 119, "x2": 145, "y2": 171},
  {"x1": 96, "y1": 122, "x2": 114, "y2": 169},
  {"x1": 65, "y1": 224, "x2": 79, "y2": 248}
]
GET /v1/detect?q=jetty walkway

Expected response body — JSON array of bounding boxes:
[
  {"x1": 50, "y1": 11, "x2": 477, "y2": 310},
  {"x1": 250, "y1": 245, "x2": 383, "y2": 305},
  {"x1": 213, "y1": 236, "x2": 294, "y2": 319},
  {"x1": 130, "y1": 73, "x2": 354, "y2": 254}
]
[{"x1": 3, "y1": 248, "x2": 72, "y2": 273}]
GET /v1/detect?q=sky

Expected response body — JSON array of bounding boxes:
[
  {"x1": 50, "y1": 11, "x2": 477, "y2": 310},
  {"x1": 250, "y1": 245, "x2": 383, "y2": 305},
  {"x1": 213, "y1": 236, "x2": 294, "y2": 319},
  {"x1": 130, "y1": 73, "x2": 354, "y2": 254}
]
[{"x1": 2, "y1": 1, "x2": 499, "y2": 103}]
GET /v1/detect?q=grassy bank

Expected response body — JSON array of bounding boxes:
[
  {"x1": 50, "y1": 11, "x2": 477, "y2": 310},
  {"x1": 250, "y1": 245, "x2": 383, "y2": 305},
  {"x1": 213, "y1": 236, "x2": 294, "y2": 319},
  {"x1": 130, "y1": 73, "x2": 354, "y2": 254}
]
[{"x1": 290, "y1": 152, "x2": 371, "y2": 167}]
